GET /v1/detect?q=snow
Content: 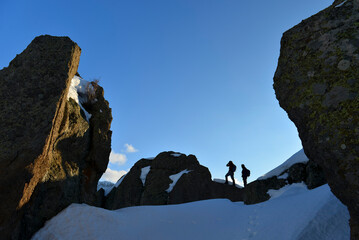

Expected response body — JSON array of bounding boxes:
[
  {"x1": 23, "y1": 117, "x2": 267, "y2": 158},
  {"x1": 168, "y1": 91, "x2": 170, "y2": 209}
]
[
  {"x1": 258, "y1": 149, "x2": 308, "y2": 180},
  {"x1": 32, "y1": 184, "x2": 349, "y2": 240},
  {"x1": 97, "y1": 175, "x2": 127, "y2": 196},
  {"x1": 335, "y1": 0, "x2": 347, "y2": 7},
  {"x1": 97, "y1": 181, "x2": 114, "y2": 196},
  {"x1": 171, "y1": 153, "x2": 183, "y2": 157},
  {"x1": 143, "y1": 157, "x2": 155, "y2": 160},
  {"x1": 140, "y1": 166, "x2": 151, "y2": 186},
  {"x1": 267, "y1": 182, "x2": 307, "y2": 199},
  {"x1": 213, "y1": 178, "x2": 243, "y2": 188},
  {"x1": 67, "y1": 75, "x2": 94, "y2": 121},
  {"x1": 278, "y1": 172, "x2": 288, "y2": 179},
  {"x1": 166, "y1": 169, "x2": 191, "y2": 192},
  {"x1": 115, "y1": 174, "x2": 127, "y2": 188}
]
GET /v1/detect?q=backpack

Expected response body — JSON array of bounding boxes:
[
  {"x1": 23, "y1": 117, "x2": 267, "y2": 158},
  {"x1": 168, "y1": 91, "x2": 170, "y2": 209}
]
[
  {"x1": 233, "y1": 164, "x2": 237, "y2": 172},
  {"x1": 246, "y1": 169, "x2": 250, "y2": 177}
]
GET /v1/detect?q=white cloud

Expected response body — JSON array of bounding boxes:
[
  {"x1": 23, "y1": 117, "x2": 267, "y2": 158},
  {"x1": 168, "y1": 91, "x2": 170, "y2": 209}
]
[
  {"x1": 124, "y1": 143, "x2": 138, "y2": 153},
  {"x1": 109, "y1": 151, "x2": 127, "y2": 166},
  {"x1": 100, "y1": 168, "x2": 127, "y2": 183}
]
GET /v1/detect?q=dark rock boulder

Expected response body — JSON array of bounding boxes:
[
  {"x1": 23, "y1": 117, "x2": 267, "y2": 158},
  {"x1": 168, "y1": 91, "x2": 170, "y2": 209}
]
[
  {"x1": 105, "y1": 159, "x2": 151, "y2": 209},
  {"x1": 305, "y1": 160, "x2": 327, "y2": 189},
  {"x1": 244, "y1": 160, "x2": 326, "y2": 204},
  {"x1": 104, "y1": 151, "x2": 243, "y2": 209},
  {"x1": 287, "y1": 163, "x2": 307, "y2": 184},
  {"x1": 243, "y1": 177, "x2": 287, "y2": 205},
  {"x1": 273, "y1": 1, "x2": 359, "y2": 238},
  {"x1": 0, "y1": 35, "x2": 112, "y2": 239}
]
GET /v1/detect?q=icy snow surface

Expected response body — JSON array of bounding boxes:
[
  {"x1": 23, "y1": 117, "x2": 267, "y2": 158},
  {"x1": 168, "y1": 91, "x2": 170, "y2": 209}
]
[
  {"x1": 140, "y1": 166, "x2": 151, "y2": 186},
  {"x1": 67, "y1": 76, "x2": 94, "y2": 121},
  {"x1": 258, "y1": 149, "x2": 308, "y2": 180},
  {"x1": 32, "y1": 184, "x2": 349, "y2": 240},
  {"x1": 166, "y1": 169, "x2": 192, "y2": 193}
]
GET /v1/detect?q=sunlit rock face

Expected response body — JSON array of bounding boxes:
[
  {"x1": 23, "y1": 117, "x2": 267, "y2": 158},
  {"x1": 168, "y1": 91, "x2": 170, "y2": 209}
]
[
  {"x1": 273, "y1": 1, "x2": 359, "y2": 238},
  {"x1": 0, "y1": 35, "x2": 112, "y2": 239}
]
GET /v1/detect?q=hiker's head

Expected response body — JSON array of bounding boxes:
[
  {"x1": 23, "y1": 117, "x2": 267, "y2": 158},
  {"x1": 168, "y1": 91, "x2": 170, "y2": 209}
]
[
  {"x1": 228, "y1": 161, "x2": 233, "y2": 165},
  {"x1": 241, "y1": 164, "x2": 245, "y2": 168}
]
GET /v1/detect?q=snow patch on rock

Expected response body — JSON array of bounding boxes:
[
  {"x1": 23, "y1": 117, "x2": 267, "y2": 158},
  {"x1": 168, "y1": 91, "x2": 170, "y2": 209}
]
[
  {"x1": 171, "y1": 153, "x2": 184, "y2": 157},
  {"x1": 213, "y1": 178, "x2": 243, "y2": 188},
  {"x1": 166, "y1": 169, "x2": 192, "y2": 192},
  {"x1": 140, "y1": 166, "x2": 151, "y2": 186},
  {"x1": 335, "y1": 0, "x2": 347, "y2": 8},
  {"x1": 278, "y1": 173, "x2": 288, "y2": 179},
  {"x1": 67, "y1": 75, "x2": 95, "y2": 121}
]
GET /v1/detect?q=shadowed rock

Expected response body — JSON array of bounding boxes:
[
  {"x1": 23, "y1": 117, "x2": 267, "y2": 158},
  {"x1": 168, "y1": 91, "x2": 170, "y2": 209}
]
[
  {"x1": 243, "y1": 160, "x2": 326, "y2": 204},
  {"x1": 273, "y1": 1, "x2": 359, "y2": 238},
  {"x1": 0, "y1": 35, "x2": 112, "y2": 239},
  {"x1": 104, "y1": 151, "x2": 243, "y2": 209}
]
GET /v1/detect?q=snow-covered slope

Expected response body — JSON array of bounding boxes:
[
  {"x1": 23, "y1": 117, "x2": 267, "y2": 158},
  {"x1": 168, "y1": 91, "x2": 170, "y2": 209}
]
[
  {"x1": 32, "y1": 184, "x2": 349, "y2": 240},
  {"x1": 258, "y1": 149, "x2": 309, "y2": 180}
]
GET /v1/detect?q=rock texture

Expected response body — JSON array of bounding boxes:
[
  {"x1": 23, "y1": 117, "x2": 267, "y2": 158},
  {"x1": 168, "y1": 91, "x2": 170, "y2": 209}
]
[
  {"x1": 273, "y1": 1, "x2": 359, "y2": 238},
  {"x1": 104, "y1": 151, "x2": 243, "y2": 209},
  {"x1": 243, "y1": 160, "x2": 326, "y2": 204},
  {"x1": 0, "y1": 35, "x2": 112, "y2": 239}
]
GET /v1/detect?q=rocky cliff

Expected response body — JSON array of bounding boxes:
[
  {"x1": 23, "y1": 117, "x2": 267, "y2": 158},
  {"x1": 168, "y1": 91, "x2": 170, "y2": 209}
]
[
  {"x1": 104, "y1": 151, "x2": 243, "y2": 209},
  {"x1": 0, "y1": 35, "x2": 112, "y2": 239},
  {"x1": 273, "y1": 0, "x2": 359, "y2": 238}
]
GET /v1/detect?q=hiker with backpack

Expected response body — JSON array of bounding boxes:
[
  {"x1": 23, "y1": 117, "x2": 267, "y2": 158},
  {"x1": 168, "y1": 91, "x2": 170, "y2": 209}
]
[
  {"x1": 241, "y1": 164, "x2": 250, "y2": 187},
  {"x1": 225, "y1": 161, "x2": 236, "y2": 186}
]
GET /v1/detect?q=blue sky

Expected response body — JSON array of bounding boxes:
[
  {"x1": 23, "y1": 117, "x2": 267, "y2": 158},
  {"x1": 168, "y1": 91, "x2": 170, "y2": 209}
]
[{"x1": 0, "y1": 0, "x2": 333, "y2": 183}]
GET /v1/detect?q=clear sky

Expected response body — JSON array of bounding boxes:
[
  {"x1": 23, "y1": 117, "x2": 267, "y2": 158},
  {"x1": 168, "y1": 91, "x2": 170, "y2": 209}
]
[{"x1": 0, "y1": 0, "x2": 333, "y2": 184}]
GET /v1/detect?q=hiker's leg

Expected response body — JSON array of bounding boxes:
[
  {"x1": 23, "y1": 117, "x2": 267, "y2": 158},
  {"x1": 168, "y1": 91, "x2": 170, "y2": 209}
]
[
  {"x1": 225, "y1": 172, "x2": 229, "y2": 184},
  {"x1": 230, "y1": 173, "x2": 235, "y2": 185},
  {"x1": 243, "y1": 177, "x2": 247, "y2": 187}
]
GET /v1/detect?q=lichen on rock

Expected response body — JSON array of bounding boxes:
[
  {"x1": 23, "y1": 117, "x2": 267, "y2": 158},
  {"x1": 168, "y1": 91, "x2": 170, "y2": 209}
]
[{"x1": 273, "y1": 1, "x2": 359, "y2": 238}]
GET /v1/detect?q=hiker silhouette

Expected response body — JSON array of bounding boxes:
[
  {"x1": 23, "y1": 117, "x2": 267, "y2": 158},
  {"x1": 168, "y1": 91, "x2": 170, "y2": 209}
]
[
  {"x1": 241, "y1": 164, "x2": 250, "y2": 187},
  {"x1": 225, "y1": 161, "x2": 236, "y2": 186}
]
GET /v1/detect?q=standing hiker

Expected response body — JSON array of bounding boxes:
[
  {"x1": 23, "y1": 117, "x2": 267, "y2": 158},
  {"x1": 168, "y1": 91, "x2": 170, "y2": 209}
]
[
  {"x1": 225, "y1": 161, "x2": 236, "y2": 186},
  {"x1": 241, "y1": 164, "x2": 250, "y2": 187}
]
